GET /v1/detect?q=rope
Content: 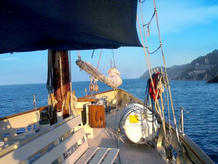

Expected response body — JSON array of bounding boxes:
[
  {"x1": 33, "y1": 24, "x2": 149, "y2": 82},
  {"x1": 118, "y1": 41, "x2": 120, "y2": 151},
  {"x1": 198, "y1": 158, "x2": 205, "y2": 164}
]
[
  {"x1": 69, "y1": 51, "x2": 72, "y2": 88},
  {"x1": 159, "y1": 94, "x2": 167, "y2": 142},
  {"x1": 150, "y1": 0, "x2": 180, "y2": 144},
  {"x1": 139, "y1": 0, "x2": 145, "y2": 3},
  {"x1": 114, "y1": 49, "x2": 117, "y2": 68},
  {"x1": 152, "y1": 1, "x2": 167, "y2": 72},
  {"x1": 47, "y1": 50, "x2": 55, "y2": 119},
  {"x1": 143, "y1": 11, "x2": 155, "y2": 27},
  {"x1": 112, "y1": 49, "x2": 116, "y2": 68},
  {"x1": 139, "y1": 4, "x2": 163, "y2": 118},
  {"x1": 140, "y1": 0, "x2": 179, "y2": 148},
  {"x1": 70, "y1": 91, "x2": 78, "y2": 116},
  {"x1": 68, "y1": 51, "x2": 78, "y2": 117},
  {"x1": 143, "y1": 12, "x2": 155, "y2": 38},
  {"x1": 139, "y1": 2, "x2": 153, "y2": 74},
  {"x1": 137, "y1": 16, "x2": 163, "y2": 122},
  {"x1": 97, "y1": 49, "x2": 103, "y2": 69},
  {"x1": 144, "y1": 80, "x2": 150, "y2": 107},
  {"x1": 166, "y1": 87, "x2": 172, "y2": 144},
  {"x1": 137, "y1": 16, "x2": 156, "y2": 102},
  {"x1": 77, "y1": 51, "x2": 81, "y2": 59},
  {"x1": 90, "y1": 49, "x2": 103, "y2": 94},
  {"x1": 47, "y1": 92, "x2": 57, "y2": 119},
  {"x1": 110, "y1": 59, "x2": 113, "y2": 68},
  {"x1": 148, "y1": 45, "x2": 161, "y2": 55},
  {"x1": 91, "y1": 49, "x2": 95, "y2": 58}
]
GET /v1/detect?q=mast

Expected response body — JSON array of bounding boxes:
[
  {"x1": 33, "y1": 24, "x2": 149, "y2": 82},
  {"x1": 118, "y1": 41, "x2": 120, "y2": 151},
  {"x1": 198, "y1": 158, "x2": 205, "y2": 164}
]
[{"x1": 51, "y1": 50, "x2": 71, "y2": 120}]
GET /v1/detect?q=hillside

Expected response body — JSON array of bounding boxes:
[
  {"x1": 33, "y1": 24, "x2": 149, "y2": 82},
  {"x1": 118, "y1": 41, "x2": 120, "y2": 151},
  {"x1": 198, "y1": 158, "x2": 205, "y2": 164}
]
[{"x1": 139, "y1": 49, "x2": 218, "y2": 81}]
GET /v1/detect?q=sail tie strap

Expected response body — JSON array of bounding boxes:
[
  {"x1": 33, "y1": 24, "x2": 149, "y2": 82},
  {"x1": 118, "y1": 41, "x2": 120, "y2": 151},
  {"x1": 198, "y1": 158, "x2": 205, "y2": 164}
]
[{"x1": 47, "y1": 50, "x2": 54, "y2": 92}]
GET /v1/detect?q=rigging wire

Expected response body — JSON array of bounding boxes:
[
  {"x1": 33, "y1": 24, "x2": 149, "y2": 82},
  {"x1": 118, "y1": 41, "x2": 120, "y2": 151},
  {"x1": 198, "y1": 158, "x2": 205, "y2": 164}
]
[
  {"x1": 137, "y1": 16, "x2": 162, "y2": 117},
  {"x1": 143, "y1": 11, "x2": 155, "y2": 27},
  {"x1": 148, "y1": 45, "x2": 161, "y2": 55},
  {"x1": 69, "y1": 50, "x2": 73, "y2": 116},
  {"x1": 139, "y1": 3, "x2": 153, "y2": 74},
  {"x1": 152, "y1": 0, "x2": 180, "y2": 143},
  {"x1": 137, "y1": 16, "x2": 156, "y2": 100},
  {"x1": 69, "y1": 51, "x2": 73, "y2": 95},
  {"x1": 111, "y1": 49, "x2": 117, "y2": 68},
  {"x1": 166, "y1": 87, "x2": 172, "y2": 143},
  {"x1": 68, "y1": 51, "x2": 78, "y2": 116},
  {"x1": 91, "y1": 49, "x2": 95, "y2": 58},
  {"x1": 97, "y1": 49, "x2": 103, "y2": 69},
  {"x1": 77, "y1": 50, "x2": 81, "y2": 59},
  {"x1": 110, "y1": 59, "x2": 113, "y2": 68},
  {"x1": 152, "y1": 2, "x2": 166, "y2": 71},
  {"x1": 139, "y1": 4, "x2": 160, "y2": 55},
  {"x1": 94, "y1": 49, "x2": 104, "y2": 93},
  {"x1": 139, "y1": 0, "x2": 183, "y2": 152}
]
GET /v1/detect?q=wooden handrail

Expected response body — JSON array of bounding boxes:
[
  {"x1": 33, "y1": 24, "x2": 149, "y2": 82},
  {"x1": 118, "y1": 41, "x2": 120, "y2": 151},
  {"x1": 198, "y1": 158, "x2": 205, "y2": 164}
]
[
  {"x1": 77, "y1": 98, "x2": 99, "y2": 102},
  {"x1": 0, "y1": 106, "x2": 47, "y2": 121}
]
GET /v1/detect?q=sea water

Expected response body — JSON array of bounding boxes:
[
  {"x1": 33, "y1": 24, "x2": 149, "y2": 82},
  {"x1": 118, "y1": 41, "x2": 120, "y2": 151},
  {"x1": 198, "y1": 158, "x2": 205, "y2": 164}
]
[{"x1": 0, "y1": 79, "x2": 217, "y2": 163}]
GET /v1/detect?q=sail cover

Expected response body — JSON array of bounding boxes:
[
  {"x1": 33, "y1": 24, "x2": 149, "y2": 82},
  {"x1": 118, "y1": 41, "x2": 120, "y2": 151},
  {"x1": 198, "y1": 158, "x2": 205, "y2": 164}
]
[
  {"x1": 76, "y1": 59, "x2": 122, "y2": 88},
  {"x1": 0, "y1": 0, "x2": 141, "y2": 54}
]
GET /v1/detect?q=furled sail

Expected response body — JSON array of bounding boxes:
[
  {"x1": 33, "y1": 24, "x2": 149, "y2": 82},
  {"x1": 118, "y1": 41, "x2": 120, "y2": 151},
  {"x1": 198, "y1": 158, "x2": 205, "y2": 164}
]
[
  {"x1": 76, "y1": 59, "x2": 122, "y2": 88},
  {"x1": 0, "y1": 0, "x2": 141, "y2": 54}
]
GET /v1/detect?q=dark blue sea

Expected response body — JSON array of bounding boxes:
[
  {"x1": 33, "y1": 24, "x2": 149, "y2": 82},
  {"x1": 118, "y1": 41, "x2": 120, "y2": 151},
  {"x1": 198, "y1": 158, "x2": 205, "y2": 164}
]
[{"x1": 0, "y1": 79, "x2": 217, "y2": 163}]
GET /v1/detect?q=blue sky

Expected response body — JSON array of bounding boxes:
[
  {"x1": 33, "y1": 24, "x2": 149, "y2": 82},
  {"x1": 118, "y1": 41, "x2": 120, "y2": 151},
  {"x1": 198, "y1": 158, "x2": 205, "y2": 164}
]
[{"x1": 0, "y1": 0, "x2": 218, "y2": 85}]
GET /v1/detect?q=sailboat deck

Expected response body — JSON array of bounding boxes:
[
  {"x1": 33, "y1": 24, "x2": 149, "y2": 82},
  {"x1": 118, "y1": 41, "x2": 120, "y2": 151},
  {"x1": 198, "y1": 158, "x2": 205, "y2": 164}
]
[{"x1": 87, "y1": 109, "x2": 166, "y2": 164}]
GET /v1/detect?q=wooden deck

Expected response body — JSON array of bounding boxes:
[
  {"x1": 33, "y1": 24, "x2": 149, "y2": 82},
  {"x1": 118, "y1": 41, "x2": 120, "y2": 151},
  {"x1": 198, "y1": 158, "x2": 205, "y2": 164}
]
[{"x1": 87, "y1": 109, "x2": 166, "y2": 164}]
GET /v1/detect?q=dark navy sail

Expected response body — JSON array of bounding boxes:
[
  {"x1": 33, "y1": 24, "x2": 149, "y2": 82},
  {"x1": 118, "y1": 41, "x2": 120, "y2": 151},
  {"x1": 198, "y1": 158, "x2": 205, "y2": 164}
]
[{"x1": 0, "y1": 0, "x2": 141, "y2": 54}]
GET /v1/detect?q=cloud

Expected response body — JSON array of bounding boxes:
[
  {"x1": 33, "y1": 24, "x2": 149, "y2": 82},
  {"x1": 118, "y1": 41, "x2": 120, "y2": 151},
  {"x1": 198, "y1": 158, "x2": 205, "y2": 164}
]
[{"x1": 0, "y1": 57, "x2": 18, "y2": 61}]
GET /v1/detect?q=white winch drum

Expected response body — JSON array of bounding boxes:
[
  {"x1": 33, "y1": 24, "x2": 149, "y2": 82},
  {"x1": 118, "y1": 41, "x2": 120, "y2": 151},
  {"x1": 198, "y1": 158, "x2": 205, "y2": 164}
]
[{"x1": 120, "y1": 103, "x2": 160, "y2": 144}]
